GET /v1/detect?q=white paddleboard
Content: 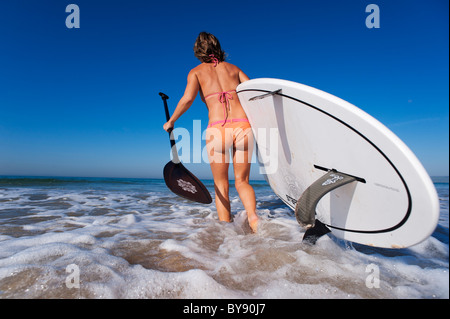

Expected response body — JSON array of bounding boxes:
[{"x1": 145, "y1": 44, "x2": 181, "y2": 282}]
[{"x1": 237, "y1": 78, "x2": 440, "y2": 248}]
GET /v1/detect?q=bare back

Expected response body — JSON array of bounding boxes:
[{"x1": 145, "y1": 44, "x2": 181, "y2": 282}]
[{"x1": 192, "y1": 62, "x2": 249, "y2": 123}]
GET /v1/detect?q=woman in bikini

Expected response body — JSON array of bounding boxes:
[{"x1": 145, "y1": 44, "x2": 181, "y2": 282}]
[{"x1": 163, "y1": 32, "x2": 259, "y2": 232}]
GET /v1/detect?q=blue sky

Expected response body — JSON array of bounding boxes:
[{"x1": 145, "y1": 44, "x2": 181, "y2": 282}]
[{"x1": 0, "y1": 0, "x2": 448, "y2": 179}]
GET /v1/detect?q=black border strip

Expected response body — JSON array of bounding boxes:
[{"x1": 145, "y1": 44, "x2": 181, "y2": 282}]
[{"x1": 237, "y1": 88, "x2": 412, "y2": 234}]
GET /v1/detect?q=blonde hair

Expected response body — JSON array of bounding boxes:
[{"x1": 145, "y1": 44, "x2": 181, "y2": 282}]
[{"x1": 193, "y1": 32, "x2": 226, "y2": 63}]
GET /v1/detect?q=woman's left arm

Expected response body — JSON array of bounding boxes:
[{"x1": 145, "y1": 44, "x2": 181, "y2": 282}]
[{"x1": 163, "y1": 70, "x2": 199, "y2": 132}]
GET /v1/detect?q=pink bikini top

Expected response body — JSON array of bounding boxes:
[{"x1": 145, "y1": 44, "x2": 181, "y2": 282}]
[{"x1": 204, "y1": 55, "x2": 248, "y2": 127}]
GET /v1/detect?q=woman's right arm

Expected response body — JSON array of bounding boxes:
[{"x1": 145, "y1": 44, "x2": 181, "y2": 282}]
[
  {"x1": 238, "y1": 68, "x2": 250, "y2": 83},
  {"x1": 163, "y1": 70, "x2": 199, "y2": 132}
]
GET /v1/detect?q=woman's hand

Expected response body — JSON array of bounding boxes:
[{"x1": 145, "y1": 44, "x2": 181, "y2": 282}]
[{"x1": 163, "y1": 120, "x2": 174, "y2": 132}]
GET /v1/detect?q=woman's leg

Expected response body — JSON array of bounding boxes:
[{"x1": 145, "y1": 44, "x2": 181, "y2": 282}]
[
  {"x1": 206, "y1": 127, "x2": 232, "y2": 222},
  {"x1": 210, "y1": 162, "x2": 232, "y2": 222},
  {"x1": 233, "y1": 126, "x2": 258, "y2": 232},
  {"x1": 233, "y1": 162, "x2": 258, "y2": 231}
]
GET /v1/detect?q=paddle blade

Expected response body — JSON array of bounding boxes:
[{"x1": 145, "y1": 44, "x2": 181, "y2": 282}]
[{"x1": 163, "y1": 161, "x2": 212, "y2": 204}]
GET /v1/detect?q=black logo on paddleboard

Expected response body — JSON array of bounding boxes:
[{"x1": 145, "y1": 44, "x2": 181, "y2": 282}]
[{"x1": 286, "y1": 194, "x2": 298, "y2": 206}]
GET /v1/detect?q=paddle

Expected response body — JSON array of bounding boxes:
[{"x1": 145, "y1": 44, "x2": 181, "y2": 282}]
[{"x1": 159, "y1": 92, "x2": 212, "y2": 204}]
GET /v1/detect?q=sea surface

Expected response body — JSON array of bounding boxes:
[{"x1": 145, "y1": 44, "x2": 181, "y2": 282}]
[{"x1": 0, "y1": 176, "x2": 448, "y2": 299}]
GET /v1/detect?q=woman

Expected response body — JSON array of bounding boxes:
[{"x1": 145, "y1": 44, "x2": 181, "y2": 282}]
[{"x1": 163, "y1": 32, "x2": 259, "y2": 232}]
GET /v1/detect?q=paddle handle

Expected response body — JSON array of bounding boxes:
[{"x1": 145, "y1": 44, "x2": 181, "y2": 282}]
[
  {"x1": 159, "y1": 92, "x2": 171, "y2": 121},
  {"x1": 159, "y1": 92, "x2": 179, "y2": 163}
]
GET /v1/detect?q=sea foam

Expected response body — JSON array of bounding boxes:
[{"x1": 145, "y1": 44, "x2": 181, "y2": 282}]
[{"x1": 0, "y1": 177, "x2": 448, "y2": 298}]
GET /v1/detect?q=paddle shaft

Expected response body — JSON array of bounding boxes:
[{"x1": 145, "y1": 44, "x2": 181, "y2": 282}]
[{"x1": 159, "y1": 92, "x2": 179, "y2": 163}]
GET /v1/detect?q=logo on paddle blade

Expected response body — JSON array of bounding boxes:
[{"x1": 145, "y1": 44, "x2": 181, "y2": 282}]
[
  {"x1": 177, "y1": 179, "x2": 198, "y2": 194},
  {"x1": 322, "y1": 174, "x2": 344, "y2": 186}
]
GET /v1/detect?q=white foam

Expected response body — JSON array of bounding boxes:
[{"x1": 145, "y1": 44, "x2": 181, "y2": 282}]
[{"x1": 0, "y1": 184, "x2": 448, "y2": 299}]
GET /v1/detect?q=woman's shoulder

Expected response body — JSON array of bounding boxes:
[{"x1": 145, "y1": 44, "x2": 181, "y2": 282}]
[
  {"x1": 190, "y1": 63, "x2": 212, "y2": 75},
  {"x1": 191, "y1": 61, "x2": 240, "y2": 69},
  {"x1": 222, "y1": 61, "x2": 241, "y2": 69},
  {"x1": 187, "y1": 64, "x2": 206, "y2": 79},
  {"x1": 190, "y1": 63, "x2": 204, "y2": 72},
  {"x1": 189, "y1": 62, "x2": 243, "y2": 79}
]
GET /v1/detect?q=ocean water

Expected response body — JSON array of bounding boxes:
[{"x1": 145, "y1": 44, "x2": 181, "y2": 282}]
[{"x1": 0, "y1": 176, "x2": 448, "y2": 299}]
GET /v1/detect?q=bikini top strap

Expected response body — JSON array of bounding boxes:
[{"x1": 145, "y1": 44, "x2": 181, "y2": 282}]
[
  {"x1": 204, "y1": 90, "x2": 236, "y2": 125},
  {"x1": 209, "y1": 54, "x2": 219, "y2": 67},
  {"x1": 204, "y1": 90, "x2": 236, "y2": 100}
]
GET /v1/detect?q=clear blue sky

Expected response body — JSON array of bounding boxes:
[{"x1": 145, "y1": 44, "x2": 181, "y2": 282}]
[{"x1": 0, "y1": 0, "x2": 448, "y2": 179}]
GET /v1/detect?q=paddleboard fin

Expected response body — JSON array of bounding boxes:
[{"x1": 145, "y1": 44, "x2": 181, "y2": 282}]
[
  {"x1": 302, "y1": 219, "x2": 331, "y2": 245},
  {"x1": 295, "y1": 169, "x2": 357, "y2": 229},
  {"x1": 249, "y1": 89, "x2": 282, "y2": 101}
]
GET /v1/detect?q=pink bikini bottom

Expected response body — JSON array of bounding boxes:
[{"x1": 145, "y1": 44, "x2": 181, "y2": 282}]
[{"x1": 205, "y1": 120, "x2": 254, "y2": 164}]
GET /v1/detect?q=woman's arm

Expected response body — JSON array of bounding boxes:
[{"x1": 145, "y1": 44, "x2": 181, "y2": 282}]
[
  {"x1": 163, "y1": 70, "x2": 199, "y2": 132},
  {"x1": 238, "y1": 68, "x2": 250, "y2": 83}
]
